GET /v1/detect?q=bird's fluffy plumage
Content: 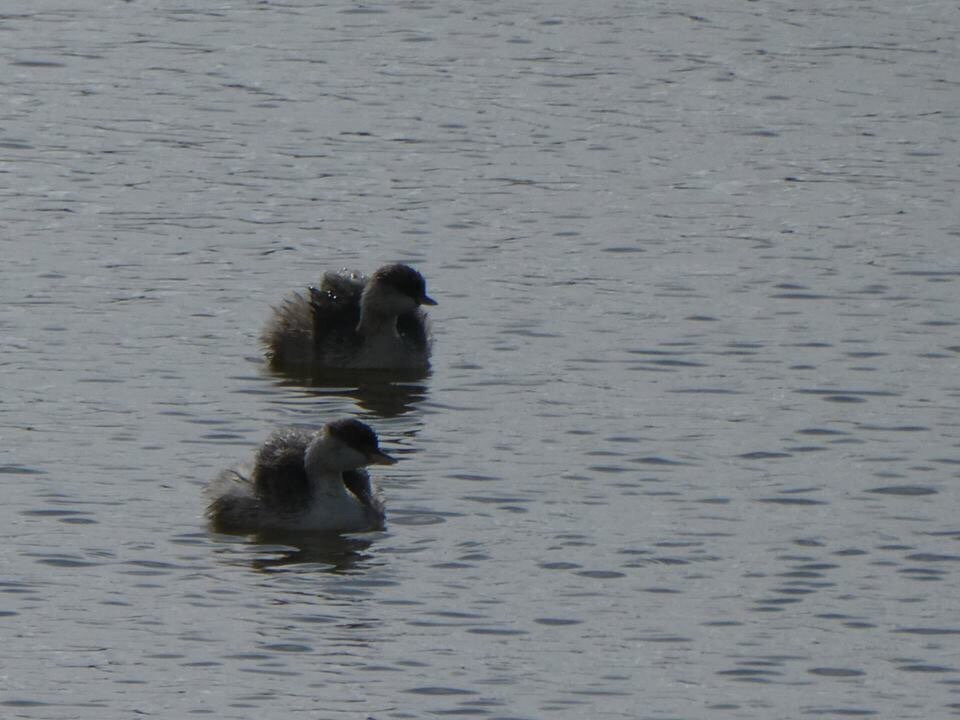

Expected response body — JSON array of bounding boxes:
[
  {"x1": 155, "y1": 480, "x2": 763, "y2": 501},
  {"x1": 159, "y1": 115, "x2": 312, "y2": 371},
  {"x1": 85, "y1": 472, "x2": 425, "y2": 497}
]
[
  {"x1": 206, "y1": 423, "x2": 389, "y2": 534},
  {"x1": 261, "y1": 263, "x2": 435, "y2": 371}
]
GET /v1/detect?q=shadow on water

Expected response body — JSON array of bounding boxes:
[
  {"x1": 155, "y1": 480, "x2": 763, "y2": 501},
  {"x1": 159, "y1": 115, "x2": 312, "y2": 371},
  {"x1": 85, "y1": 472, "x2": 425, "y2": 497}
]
[{"x1": 265, "y1": 366, "x2": 430, "y2": 418}]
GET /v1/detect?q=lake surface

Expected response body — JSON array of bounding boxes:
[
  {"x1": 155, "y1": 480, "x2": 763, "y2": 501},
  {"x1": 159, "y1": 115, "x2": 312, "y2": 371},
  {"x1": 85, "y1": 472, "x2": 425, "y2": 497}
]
[{"x1": 2, "y1": 1, "x2": 959, "y2": 717}]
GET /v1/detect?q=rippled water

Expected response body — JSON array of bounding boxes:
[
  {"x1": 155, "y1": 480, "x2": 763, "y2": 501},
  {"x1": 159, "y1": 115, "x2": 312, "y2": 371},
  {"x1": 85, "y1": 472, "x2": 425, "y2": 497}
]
[{"x1": 3, "y1": 1, "x2": 959, "y2": 718}]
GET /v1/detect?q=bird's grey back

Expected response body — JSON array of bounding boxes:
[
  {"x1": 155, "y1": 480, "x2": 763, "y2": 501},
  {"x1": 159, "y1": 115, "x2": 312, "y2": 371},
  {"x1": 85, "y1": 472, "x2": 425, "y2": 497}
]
[
  {"x1": 321, "y1": 269, "x2": 367, "y2": 298},
  {"x1": 253, "y1": 427, "x2": 314, "y2": 513}
]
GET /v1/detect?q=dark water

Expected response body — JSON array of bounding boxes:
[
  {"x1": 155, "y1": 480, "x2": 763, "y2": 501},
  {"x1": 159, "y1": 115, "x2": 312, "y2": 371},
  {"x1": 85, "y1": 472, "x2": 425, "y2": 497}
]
[{"x1": 2, "y1": 1, "x2": 959, "y2": 718}]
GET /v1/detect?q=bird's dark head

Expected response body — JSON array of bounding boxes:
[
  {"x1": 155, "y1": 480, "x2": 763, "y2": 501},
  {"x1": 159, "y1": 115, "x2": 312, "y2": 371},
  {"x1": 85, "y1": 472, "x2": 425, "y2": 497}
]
[
  {"x1": 373, "y1": 264, "x2": 437, "y2": 307},
  {"x1": 326, "y1": 418, "x2": 397, "y2": 466}
]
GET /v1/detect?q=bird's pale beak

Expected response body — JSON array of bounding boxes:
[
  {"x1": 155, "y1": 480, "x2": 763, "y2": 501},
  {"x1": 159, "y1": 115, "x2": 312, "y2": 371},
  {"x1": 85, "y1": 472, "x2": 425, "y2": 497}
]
[
  {"x1": 420, "y1": 294, "x2": 437, "y2": 306},
  {"x1": 368, "y1": 449, "x2": 398, "y2": 466}
]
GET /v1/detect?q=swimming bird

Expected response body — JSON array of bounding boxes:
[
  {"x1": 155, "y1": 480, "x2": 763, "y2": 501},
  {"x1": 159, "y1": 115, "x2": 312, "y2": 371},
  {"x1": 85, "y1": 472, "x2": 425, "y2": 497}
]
[
  {"x1": 206, "y1": 419, "x2": 396, "y2": 534},
  {"x1": 261, "y1": 263, "x2": 437, "y2": 371}
]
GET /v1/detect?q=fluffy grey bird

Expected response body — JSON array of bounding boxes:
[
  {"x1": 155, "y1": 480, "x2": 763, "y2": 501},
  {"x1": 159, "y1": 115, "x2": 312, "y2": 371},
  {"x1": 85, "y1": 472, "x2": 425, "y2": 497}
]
[
  {"x1": 206, "y1": 419, "x2": 395, "y2": 534},
  {"x1": 261, "y1": 263, "x2": 436, "y2": 371}
]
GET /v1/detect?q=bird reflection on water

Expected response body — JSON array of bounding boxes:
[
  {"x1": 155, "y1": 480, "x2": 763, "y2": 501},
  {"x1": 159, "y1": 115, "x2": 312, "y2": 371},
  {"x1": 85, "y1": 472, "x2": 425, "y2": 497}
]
[
  {"x1": 267, "y1": 366, "x2": 430, "y2": 419},
  {"x1": 210, "y1": 531, "x2": 380, "y2": 574},
  {"x1": 251, "y1": 532, "x2": 379, "y2": 573}
]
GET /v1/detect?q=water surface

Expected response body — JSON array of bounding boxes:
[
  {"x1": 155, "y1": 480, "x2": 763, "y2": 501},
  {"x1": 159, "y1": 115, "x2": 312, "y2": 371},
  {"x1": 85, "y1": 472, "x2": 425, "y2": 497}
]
[{"x1": 2, "y1": 1, "x2": 959, "y2": 718}]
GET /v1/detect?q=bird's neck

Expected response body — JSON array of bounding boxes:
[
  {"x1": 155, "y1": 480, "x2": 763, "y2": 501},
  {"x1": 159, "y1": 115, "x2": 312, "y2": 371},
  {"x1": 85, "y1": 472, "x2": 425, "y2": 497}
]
[
  {"x1": 304, "y1": 436, "x2": 350, "y2": 480},
  {"x1": 357, "y1": 285, "x2": 400, "y2": 338},
  {"x1": 356, "y1": 311, "x2": 398, "y2": 338}
]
